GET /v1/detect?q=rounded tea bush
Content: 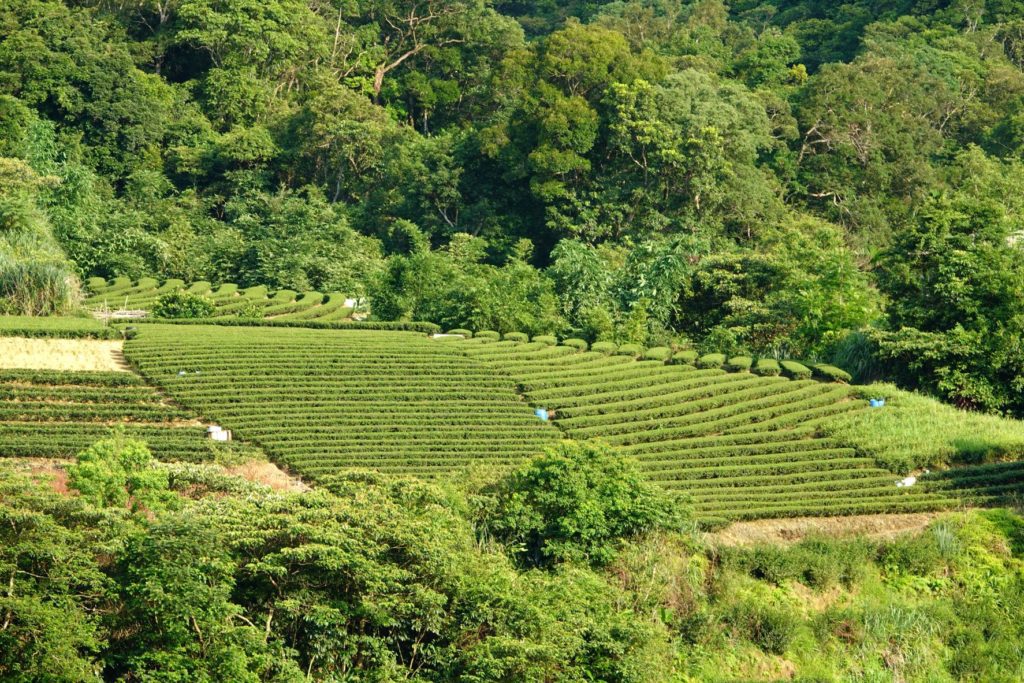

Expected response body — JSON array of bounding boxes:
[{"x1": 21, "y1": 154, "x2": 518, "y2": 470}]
[
  {"x1": 697, "y1": 353, "x2": 726, "y2": 369},
  {"x1": 447, "y1": 328, "x2": 473, "y2": 337},
  {"x1": 503, "y1": 332, "x2": 529, "y2": 342},
  {"x1": 532, "y1": 335, "x2": 557, "y2": 346},
  {"x1": 591, "y1": 341, "x2": 618, "y2": 355},
  {"x1": 616, "y1": 343, "x2": 644, "y2": 358},
  {"x1": 562, "y1": 338, "x2": 588, "y2": 351},
  {"x1": 475, "y1": 330, "x2": 500, "y2": 341},
  {"x1": 644, "y1": 346, "x2": 672, "y2": 362}
]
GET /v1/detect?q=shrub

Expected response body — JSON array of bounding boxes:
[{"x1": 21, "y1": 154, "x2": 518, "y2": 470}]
[
  {"x1": 533, "y1": 335, "x2": 557, "y2": 346},
  {"x1": 562, "y1": 338, "x2": 588, "y2": 351},
  {"x1": 780, "y1": 360, "x2": 812, "y2": 380},
  {"x1": 727, "y1": 356, "x2": 753, "y2": 372},
  {"x1": 813, "y1": 363, "x2": 852, "y2": 383},
  {"x1": 672, "y1": 349, "x2": 699, "y2": 366},
  {"x1": 447, "y1": 328, "x2": 473, "y2": 337},
  {"x1": 592, "y1": 341, "x2": 618, "y2": 355},
  {"x1": 504, "y1": 332, "x2": 529, "y2": 343},
  {"x1": 697, "y1": 353, "x2": 726, "y2": 369},
  {"x1": 754, "y1": 358, "x2": 781, "y2": 376},
  {"x1": 729, "y1": 602, "x2": 798, "y2": 655},
  {"x1": 644, "y1": 346, "x2": 672, "y2": 362},
  {"x1": 234, "y1": 301, "x2": 265, "y2": 319},
  {"x1": 152, "y1": 290, "x2": 215, "y2": 319},
  {"x1": 476, "y1": 330, "x2": 500, "y2": 341},
  {"x1": 616, "y1": 343, "x2": 644, "y2": 358},
  {"x1": 480, "y1": 441, "x2": 683, "y2": 568}
]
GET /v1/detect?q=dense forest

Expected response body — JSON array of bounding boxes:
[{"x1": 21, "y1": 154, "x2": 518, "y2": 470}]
[{"x1": 3, "y1": 0, "x2": 1024, "y2": 414}]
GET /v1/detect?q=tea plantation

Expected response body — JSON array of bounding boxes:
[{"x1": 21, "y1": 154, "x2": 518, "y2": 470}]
[
  {"x1": 85, "y1": 276, "x2": 355, "y2": 321},
  {"x1": 117, "y1": 324, "x2": 1024, "y2": 524},
  {"x1": 124, "y1": 325, "x2": 561, "y2": 479},
  {"x1": 452, "y1": 339, "x2": 970, "y2": 522},
  {"x1": 0, "y1": 369, "x2": 234, "y2": 462}
]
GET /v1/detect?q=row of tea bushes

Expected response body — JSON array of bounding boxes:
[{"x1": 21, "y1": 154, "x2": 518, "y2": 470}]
[
  {"x1": 452, "y1": 339, "x2": 960, "y2": 523},
  {"x1": 124, "y1": 325, "x2": 561, "y2": 481},
  {"x1": 85, "y1": 277, "x2": 355, "y2": 323}
]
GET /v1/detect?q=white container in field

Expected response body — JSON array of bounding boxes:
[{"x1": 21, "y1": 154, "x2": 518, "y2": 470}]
[{"x1": 207, "y1": 425, "x2": 232, "y2": 442}]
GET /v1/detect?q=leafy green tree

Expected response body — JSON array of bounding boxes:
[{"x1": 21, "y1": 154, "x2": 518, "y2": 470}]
[
  {"x1": 67, "y1": 432, "x2": 175, "y2": 512},
  {"x1": 875, "y1": 185, "x2": 1024, "y2": 413},
  {"x1": 479, "y1": 441, "x2": 684, "y2": 568}
]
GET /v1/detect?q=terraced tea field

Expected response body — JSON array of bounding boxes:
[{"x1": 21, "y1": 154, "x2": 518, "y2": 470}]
[
  {"x1": 124, "y1": 325, "x2": 561, "y2": 479},
  {"x1": 118, "y1": 324, "x2": 1022, "y2": 523},
  {"x1": 85, "y1": 277, "x2": 356, "y2": 322},
  {"x1": 451, "y1": 340, "x2": 973, "y2": 522},
  {"x1": 0, "y1": 369, "x2": 233, "y2": 462}
]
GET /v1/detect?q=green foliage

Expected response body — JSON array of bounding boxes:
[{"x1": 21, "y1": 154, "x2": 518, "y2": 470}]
[
  {"x1": 727, "y1": 356, "x2": 753, "y2": 372},
  {"x1": 66, "y1": 432, "x2": 174, "y2": 512},
  {"x1": 563, "y1": 337, "x2": 588, "y2": 351},
  {"x1": 780, "y1": 360, "x2": 812, "y2": 380},
  {"x1": 152, "y1": 290, "x2": 216, "y2": 319},
  {"x1": 503, "y1": 331, "x2": 529, "y2": 342},
  {"x1": 812, "y1": 363, "x2": 852, "y2": 383},
  {"x1": 754, "y1": 358, "x2": 781, "y2": 376},
  {"x1": 821, "y1": 383, "x2": 1024, "y2": 472},
  {"x1": 533, "y1": 334, "x2": 557, "y2": 345},
  {"x1": 697, "y1": 353, "x2": 726, "y2": 369},
  {"x1": 616, "y1": 343, "x2": 644, "y2": 357},
  {"x1": 479, "y1": 441, "x2": 683, "y2": 567},
  {"x1": 644, "y1": 346, "x2": 672, "y2": 362},
  {"x1": 591, "y1": 340, "x2": 618, "y2": 355}
]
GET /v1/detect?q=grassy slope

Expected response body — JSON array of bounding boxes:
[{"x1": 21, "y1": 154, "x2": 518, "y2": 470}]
[{"x1": 821, "y1": 383, "x2": 1024, "y2": 472}]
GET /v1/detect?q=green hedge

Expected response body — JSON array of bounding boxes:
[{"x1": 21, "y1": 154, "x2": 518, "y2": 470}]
[
  {"x1": 644, "y1": 347, "x2": 672, "y2": 362},
  {"x1": 476, "y1": 330, "x2": 501, "y2": 340},
  {"x1": 0, "y1": 316, "x2": 122, "y2": 340},
  {"x1": 503, "y1": 332, "x2": 529, "y2": 343},
  {"x1": 562, "y1": 338, "x2": 588, "y2": 351},
  {"x1": 780, "y1": 360, "x2": 812, "y2": 380},
  {"x1": 533, "y1": 335, "x2": 557, "y2": 346},
  {"x1": 616, "y1": 343, "x2": 644, "y2": 358},
  {"x1": 672, "y1": 349, "x2": 699, "y2": 366},
  {"x1": 697, "y1": 353, "x2": 726, "y2": 369},
  {"x1": 134, "y1": 318, "x2": 441, "y2": 334},
  {"x1": 754, "y1": 358, "x2": 781, "y2": 376},
  {"x1": 727, "y1": 356, "x2": 753, "y2": 372},
  {"x1": 812, "y1": 363, "x2": 852, "y2": 383},
  {"x1": 447, "y1": 328, "x2": 473, "y2": 337},
  {"x1": 591, "y1": 341, "x2": 618, "y2": 355}
]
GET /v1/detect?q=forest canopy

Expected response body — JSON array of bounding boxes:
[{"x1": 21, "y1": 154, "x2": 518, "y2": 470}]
[{"x1": 3, "y1": 0, "x2": 1024, "y2": 413}]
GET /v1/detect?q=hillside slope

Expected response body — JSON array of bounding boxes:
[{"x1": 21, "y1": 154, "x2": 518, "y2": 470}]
[
  {"x1": 121, "y1": 324, "x2": 1024, "y2": 524},
  {"x1": 125, "y1": 325, "x2": 561, "y2": 479}
]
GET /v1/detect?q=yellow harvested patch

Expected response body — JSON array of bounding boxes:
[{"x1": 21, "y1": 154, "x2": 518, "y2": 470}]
[
  {"x1": 0, "y1": 336, "x2": 128, "y2": 372},
  {"x1": 710, "y1": 511, "x2": 945, "y2": 547}
]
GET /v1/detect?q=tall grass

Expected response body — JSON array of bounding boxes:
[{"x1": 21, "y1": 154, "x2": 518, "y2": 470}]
[{"x1": 0, "y1": 256, "x2": 81, "y2": 315}]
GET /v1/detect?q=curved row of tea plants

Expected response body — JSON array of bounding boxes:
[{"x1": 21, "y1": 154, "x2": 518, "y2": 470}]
[
  {"x1": 449, "y1": 339, "x2": 973, "y2": 523},
  {"x1": 85, "y1": 277, "x2": 355, "y2": 322},
  {"x1": 0, "y1": 369, "x2": 241, "y2": 462},
  {"x1": 124, "y1": 325, "x2": 561, "y2": 480}
]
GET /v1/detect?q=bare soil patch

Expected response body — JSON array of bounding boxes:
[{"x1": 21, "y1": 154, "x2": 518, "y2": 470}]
[
  {"x1": 225, "y1": 460, "x2": 309, "y2": 493},
  {"x1": 0, "y1": 337, "x2": 129, "y2": 372},
  {"x1": 711, "y1": 512, "x2": 944, "y2": 547}
]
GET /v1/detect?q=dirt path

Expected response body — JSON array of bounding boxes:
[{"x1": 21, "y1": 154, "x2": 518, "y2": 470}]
[{"x1": 710, "y1": 512, "x2": 946, "y2": 546}]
